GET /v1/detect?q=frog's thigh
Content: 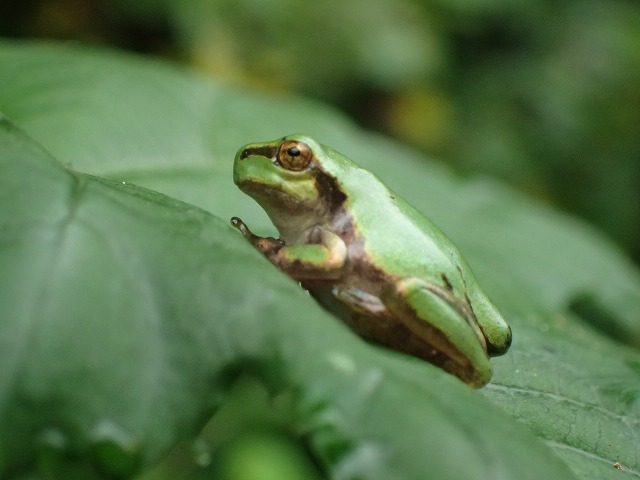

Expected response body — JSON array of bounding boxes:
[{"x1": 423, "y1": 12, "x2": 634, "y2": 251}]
[{"x1": 381, "y1": 277, "x2": 492, "y2": 386}]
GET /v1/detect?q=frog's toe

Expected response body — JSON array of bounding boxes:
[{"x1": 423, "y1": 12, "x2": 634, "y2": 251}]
[{"x1": 487, "y1": 324, "x2": 512, "y2": 356}]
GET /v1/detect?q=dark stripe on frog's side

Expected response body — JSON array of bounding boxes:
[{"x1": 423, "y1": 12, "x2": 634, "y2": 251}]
[
  {"x1": 299, "y1": 199, "x2": 489, "y2": 383},
  {"x1": 311, "y1": 168, "x2": 347, "y2": 214},
  {"x1": 441, "y1": 273, "x2": 454, "y2": 292},
  {"x1": 307, "y1": 174, "x2": 487, "y2": 357},
  {"x1": 240, "y1": 145, "x2": 278, "y2": 160}
]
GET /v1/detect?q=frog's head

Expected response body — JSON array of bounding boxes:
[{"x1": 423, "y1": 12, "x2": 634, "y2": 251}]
[{"x1": 234, "y1": 134, "x2": 345, "y2": 238}]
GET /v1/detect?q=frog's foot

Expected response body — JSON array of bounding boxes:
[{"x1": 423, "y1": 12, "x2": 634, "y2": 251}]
[
  {"x1": 230, "y1": 216, "x2": 252, "y2": 238},
  {"x1": 381, "y1": 277, "x2": 492, "y2": 387},
  {"x1": 466, "y1": 287, "x2": 512, "y2": 357},
  {"x1": 230, "y1": 217, "x2": 284, "y2": 254}
]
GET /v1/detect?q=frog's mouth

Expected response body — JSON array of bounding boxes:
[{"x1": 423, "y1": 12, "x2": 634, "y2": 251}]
[
  {"x1": 238, "y1": 178, "x2": 293, "y2": 204},
  {"x1": 237, "y1": 178, "x2": 317, "y2": 217}
]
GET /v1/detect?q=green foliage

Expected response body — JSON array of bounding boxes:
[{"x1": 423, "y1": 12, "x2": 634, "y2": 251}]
[
  {"x1": 0, "y1": 42, "x2": 639, "y2": 479},
  {"x1": 103, "y1": 0, "x2": 640, "y2": 264},
  {"x1": 3, "y1": 0, "x2": 640, "y2": 260}
]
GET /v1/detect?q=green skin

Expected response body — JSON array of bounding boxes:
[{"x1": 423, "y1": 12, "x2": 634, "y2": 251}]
[{"x1": 231, "y1": 134, "x2": 512, "y2": 387}]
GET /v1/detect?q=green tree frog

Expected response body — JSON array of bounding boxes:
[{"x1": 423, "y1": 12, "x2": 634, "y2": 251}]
[{"x1": 231, "y1": 135, "x2": 511, "y2": 387}]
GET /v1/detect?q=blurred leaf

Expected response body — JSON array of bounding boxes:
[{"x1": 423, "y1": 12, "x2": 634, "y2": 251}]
[
  {"x1": 2, "y1": 0, "x2": 639, "y2": 260},
  {"x1": 441, "y1": 1, "x2": 640, "y2": 260},
  {"x1": 164, "y1": 0, "x2": 441, "y2": 96},
  {"x1": 0, "y1": 41, "x2": 639, "y2": 479},
  {"x1": 0, "y1": 115, "x2": 574, "y2": 479},
  {"x1": 210, "y1": 430, "x2": 322, "y2": 480}
]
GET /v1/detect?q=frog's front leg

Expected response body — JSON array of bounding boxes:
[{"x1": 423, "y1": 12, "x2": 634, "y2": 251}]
[
  {"x1": 380, "y1": 277, "x2": 493, "y2": 387},
  {"x1": 231, "y1": 217, "x2": 347, "y2": 280},
  {"x1": 231, "y1": 217, "x2": 284, "y2": 255}
]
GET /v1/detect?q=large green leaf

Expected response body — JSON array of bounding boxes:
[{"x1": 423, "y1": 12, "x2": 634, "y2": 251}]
[
  {"x1": 0, "y1": 118, "x2": 574, "y2": 479},
  {"x1": 0, "y1": 41, "x2": 639, "y2": 478}
]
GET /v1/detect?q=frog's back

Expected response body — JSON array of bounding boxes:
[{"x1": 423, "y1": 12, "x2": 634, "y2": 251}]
[{"x1": 322, "y1": 146, "x2": 466, "y2": 283}]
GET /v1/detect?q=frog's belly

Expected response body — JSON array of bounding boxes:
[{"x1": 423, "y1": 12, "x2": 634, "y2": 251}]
[
  {"x1": 305, "y1": 282, "x2": 458, "y2": 369},
  {"x1": 304, "y1": 280, "x2": 482, "y2": 386},
  {"x1": 304, "y1": 281, "x2": 380, "y2": 312},
  {"x1": 305, "y1": 283, "x2": 393, "y2": 341}
]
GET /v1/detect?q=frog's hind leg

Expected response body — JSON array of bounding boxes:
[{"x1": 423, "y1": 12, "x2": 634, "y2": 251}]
[{"x1": 381, "y1": 277, "x2": 492, "y2": 387}]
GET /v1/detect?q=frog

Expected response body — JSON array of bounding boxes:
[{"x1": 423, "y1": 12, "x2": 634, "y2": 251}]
[{"x1": 231, "y1": 134, "x2": 511, "y2": 387}]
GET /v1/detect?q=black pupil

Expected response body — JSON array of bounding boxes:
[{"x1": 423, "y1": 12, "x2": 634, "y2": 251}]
[{"x1": 287, "y1": 146, "x2": 301, "y2": 157}]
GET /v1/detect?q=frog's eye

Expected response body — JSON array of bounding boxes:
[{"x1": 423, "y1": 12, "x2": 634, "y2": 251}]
[{"x1": 277, "y1": 141, "x2": 313, "y2": 171}]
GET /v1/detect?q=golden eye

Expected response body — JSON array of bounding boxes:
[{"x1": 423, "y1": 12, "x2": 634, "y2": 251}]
[{"x1": 277, "y1": 141, "x2": 313, "y2": 171}]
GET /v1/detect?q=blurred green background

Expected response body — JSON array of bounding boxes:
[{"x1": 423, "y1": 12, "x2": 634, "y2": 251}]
[{"x1": 2, "y1": 0, "x2": 639, "y2": 264}]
